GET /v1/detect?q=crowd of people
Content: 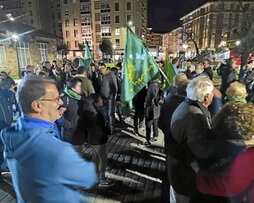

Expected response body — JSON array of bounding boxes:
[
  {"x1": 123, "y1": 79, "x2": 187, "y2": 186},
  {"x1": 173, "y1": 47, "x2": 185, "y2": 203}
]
[{"x1": 0, "y1": 57, "x2": 254, "y2": 202}]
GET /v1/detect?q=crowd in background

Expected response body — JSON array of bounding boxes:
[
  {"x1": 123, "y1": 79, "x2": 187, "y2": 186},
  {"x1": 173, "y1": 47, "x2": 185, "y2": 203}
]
[{"x1": 0, "y1": 56, "x2": 254, "y2": 202}]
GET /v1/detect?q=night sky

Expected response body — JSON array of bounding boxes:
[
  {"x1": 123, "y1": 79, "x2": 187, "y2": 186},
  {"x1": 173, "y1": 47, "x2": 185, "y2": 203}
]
[{"x1": 148, "y1": 0, "x2": 209, "y2": 33}]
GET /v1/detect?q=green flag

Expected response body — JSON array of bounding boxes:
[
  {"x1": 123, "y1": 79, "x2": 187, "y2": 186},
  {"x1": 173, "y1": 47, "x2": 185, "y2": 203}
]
[
  {"x1": 79, "y1": 41, "x2": 92, "y2": 68},
  {"x1": 163, "y1": 55, "x2": 176, "y2": 89},
  {"x1": 121, "y1": 28, "x2": 159, "y2": 103}
]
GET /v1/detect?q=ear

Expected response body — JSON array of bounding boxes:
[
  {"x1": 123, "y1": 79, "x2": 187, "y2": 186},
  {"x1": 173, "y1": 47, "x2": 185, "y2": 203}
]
[
  {"x1": 203, "y1": 94, "x2": 209, "y2": 103},
  {"x1": 31, "y1": 101, "x2": 42, "y2": 113}
]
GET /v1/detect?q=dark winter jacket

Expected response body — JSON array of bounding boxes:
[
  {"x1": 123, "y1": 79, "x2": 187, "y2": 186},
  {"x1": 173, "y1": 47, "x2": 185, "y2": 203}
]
[
  {"x1": 61, "y1": 89, "x2": 86, "y2": 145},
  {"x1": 100, "y1": 71, "x2": 118, "y2": 100},
  {"x1": 169, "y1": 99, "x2": 245, "y2": 195},
  {"x1": 83, "y1": 104, "x2": 108, "y2": 145},
  {"x1": 145, "y1": 81, "x2": 161, "y2": 120},
  {"x1": 204, "y1": 67, "x2": 213, "y2": 80}
]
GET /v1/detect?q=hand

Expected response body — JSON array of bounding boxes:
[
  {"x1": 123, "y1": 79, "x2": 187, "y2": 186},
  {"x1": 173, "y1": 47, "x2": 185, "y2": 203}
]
[{"x1": 244, "y1": 139, "x2": 254, "y2": 148}]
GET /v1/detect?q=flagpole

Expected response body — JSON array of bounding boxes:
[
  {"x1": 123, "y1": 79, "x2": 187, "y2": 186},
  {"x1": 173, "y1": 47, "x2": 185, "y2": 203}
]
[{"x1": 159, "y1": 67, "x2": 172, "y2": 86}]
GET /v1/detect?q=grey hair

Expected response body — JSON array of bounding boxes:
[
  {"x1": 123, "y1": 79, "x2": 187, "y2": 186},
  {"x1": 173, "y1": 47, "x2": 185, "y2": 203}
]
[
  {"x1": 17, "y1": 76, "x2": 56, "y2": 114},
  {"x1": 186, "y1": 76, "x2": 214, "y2": 102}
]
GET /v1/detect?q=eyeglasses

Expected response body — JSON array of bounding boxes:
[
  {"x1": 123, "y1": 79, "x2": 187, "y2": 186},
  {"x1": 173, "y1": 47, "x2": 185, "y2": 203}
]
[{"x1": 39, "y1": 96, "x2": 61, "y2": 103}]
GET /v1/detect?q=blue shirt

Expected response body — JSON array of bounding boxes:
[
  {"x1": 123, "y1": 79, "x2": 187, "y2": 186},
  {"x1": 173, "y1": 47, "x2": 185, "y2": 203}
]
[
  {"x1": 173, "y1": 65, "x2": 179, "y2": 74},
  {"x1": 1, "y1": 116, "x2": 97, "y2": 203}
]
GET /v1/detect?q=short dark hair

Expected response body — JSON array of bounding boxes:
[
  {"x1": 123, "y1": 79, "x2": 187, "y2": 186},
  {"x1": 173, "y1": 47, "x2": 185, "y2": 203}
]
[
  {"x1": 100, "y1": 63, "x2": 106, "y2": 67},
  {"x1": 172, "y1": 58, "x2": 179, "y2": 64},
  {"x1": 0, "y1": 71, "x2": 7, "y2": 76},
  {"x1": 77, "y1": 66, "x2": 88, "y2": 74},
  {"x1": 44, "y1": 61, "x2": 50, "y2": 64},
  {"x1": 17, "y1": 76, "x2": 56, "y2": 114},
  {"x1": 69, "y1": 78, "x2": 82, "y2": 89}
]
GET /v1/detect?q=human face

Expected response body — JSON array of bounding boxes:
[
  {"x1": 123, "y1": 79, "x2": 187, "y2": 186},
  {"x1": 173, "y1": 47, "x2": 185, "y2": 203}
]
[
  {"x1": 36, "y1": 84, "x2": 63, "y2": 122},
  {"x1": 0, "y1": 73, "x2": 7, "y2": 80},
  {"x1": 187, "y1": 61, "x2": 192, "y2": 67},
  {"x1": 45, "y1": 63, "x2": 51, "y2": 69},
  {"x1": 72, "y1": 81, "x2": 83, "y2": 95},
  {"x1": 99, "y1": 65, "x2": 107, "y2": 74},
  {"x1": 65, "y1": 64, "x2": 71, "y2": 72},
  {"x1": 203, "y1": 90, "x2": 214, "y2": 107},
  {"x1": 95, "y1": 97, "x2": 103, "y2": 107},
  {"x1": 203, "y1": 61, "x2": 210, "y2": 68}
]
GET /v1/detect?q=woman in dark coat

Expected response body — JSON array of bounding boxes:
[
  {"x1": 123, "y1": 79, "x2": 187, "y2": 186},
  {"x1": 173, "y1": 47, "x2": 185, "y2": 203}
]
[{"x1": 83, "y1": 93, "x2": 114, "y2": 188}]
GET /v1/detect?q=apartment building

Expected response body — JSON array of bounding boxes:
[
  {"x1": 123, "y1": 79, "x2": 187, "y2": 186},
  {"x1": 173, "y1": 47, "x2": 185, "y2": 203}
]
[
  {"x1": 162, "y1": 27, "x2": 183, "y2": 56},
  {"x1": 146, "y1": 28, "x2": 162, "y2": 46},
  {"x1": 61, "y1": 0, "x2": 147, "y2": 60},
  {"x1": 180, "y1": 1, "x2": 254, "y2": 56},
  {"x1": 0, "y1": 0, "x2": 62, "y2": 36}
]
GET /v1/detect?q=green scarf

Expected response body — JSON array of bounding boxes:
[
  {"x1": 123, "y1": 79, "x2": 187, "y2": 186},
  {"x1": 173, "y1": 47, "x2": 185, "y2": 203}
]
[
  {"x1": 64, "y1": 87, "x2": 81, "y2": 100},
  {"x1": 225, "y1": 95, "x2": 247, "y2": 103}
]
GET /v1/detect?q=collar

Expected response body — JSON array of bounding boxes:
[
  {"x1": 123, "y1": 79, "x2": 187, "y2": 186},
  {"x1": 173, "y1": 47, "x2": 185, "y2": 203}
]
[{"x1": 22, "y1": 115, "x2": 53, "y2": 129}]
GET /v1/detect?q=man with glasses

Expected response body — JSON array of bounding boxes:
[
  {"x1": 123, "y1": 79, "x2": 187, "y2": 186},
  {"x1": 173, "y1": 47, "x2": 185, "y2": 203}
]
[{"x1": 0, "y1": 76, "x2": 97, "y2": 202}]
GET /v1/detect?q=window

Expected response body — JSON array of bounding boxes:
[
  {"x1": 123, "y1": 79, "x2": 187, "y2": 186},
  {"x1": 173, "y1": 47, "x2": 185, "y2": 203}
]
[
  {"x1": 127, "y1": 15, "x2": 131, "y2": 22},
  {"x1": 64, "y1": 0, "x2": 68, "y2": 4},
  {"x1": 101, "y1": 14, "x2": 110, "y2": 24},
  {"x1": 74, "y1": 30, "x2": 78, "y2": 37},
  {"x1": 95, "y1": 13, "x2": 100, "y2": 21},
  {"x1": 17, "y1": 42, "x2": 31, "y2": 68},
  {"x1": 127, "y1": 2, "x2": 131, "y2": 10},
  {"x1": 115, "y1": 15, "x2": 119, "y2": 23},
  {"x1": 65, "y1": 9, "x2": 69, "y2": 16},
  {"x1": 80, "y1": 0, "x2": 89, "y2": 2},
  {"x1": 39, "y1": 43, "x2": 48, "y2": 62},
  {"x1": 65, "y1": 19, "x2": 69, "y2": 27},
  {"x1": 66, "y1": 30, "x2": 70, "y2": 37},
  {"x1": 115, "y1": 39, "x2": 120, "y2": 46},
  {"x1": 94, "y1": 1, "x2": 100, "y2": 9},
  {"x1": 81, "y1": 16, "x2": 90, "y2": 26},
  {"x1": 29, "y1": 10, "x2": 32, "y2": 16},
  {"x1": 66, "y1": 41, "x2": 71, "y2": 48},
  {"x1": 72, "y1": 0, "x2": 76, "y2": 3},
  {"x1": 75, "y1": 40, "x2": 79, "y2": 48},
  {"x1": 115, "y1": 28, "x2": 120, "y2": 35},
  {"x1": 115, "y1": 3, "x2": 119, "y2": 11},
  {"x1": 81, "y1": 16, "x2": 91, "y2": 25},
  {"x1": 0, "y1": 45, "x2": 6, "y2": 68},
  {"x1": 82, "y1": 28, "x2": 91, "y2": 37},
  {"x1": 73, "y1": 18, "x2": 78, "y2": 26},
  {"x1": 101, "y1": 2, "x2": 110, "y2": 12},
  {"x1": 101, "y1": 27, "x2": 111, "y2": 36},
  {"x1": 80, "y1": 4, "x2": 90, "y2": 14},
  {"x1": 95, "y1": 24, "x2": 101, "y2": 32},
  {"x1": 30, "y1": 19, "x2": 33, "y2": 24}
]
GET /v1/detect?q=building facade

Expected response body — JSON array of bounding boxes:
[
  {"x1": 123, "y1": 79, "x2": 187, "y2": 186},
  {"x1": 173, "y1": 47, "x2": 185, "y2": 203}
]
[
  {"x1": 0, "y1": 0, "x2": 62, "y2": 37},
  {"x1": 61, "y1": 0, "x2": 147, "y2": 60},
  {"x1": 0, "y1": 21, "x2": 61, "y2": 76},
  {"x1": 146, "y1": 28, "x2": 162, "y2": 46},
  {"x1": 162, "y1": 27, "x2": 183, "y2": 57},
  {"x1": 180, "y1": 1, "x2": 254, "y2": 56}
]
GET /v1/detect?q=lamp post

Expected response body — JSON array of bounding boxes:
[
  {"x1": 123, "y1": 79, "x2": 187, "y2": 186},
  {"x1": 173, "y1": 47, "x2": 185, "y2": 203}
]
[
  {"x1": 112, "y1": 44, "x2": 116, "y2": 62},
  {"x1": 12, "y1": 34, "x2": 21, "y2": 78}
]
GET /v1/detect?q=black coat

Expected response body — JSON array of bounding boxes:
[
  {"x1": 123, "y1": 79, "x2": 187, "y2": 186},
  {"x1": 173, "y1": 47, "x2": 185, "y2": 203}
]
[
  {"x1": 145, "y1": 81, "x2": 161, "y2": 120},
  {"x1": 100, "y1": 72, "x2": 118, "y2": 100},
  {"x1": 83, "y1": 104, "x2": 108, "y2": 145},
  {"x1": 169, "y1": 99, "x2": 245, "y2": 195},
  {"x1": 204, "y1": 67, "x2": 213, "y2": 80},
  {"x1": 61, "y1": 96, "x2": 86, "y2": 145}
]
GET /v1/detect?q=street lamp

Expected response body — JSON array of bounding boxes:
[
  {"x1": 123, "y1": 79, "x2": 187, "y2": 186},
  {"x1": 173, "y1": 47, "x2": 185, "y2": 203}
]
[
  {"x1": 183, "y1": 44, "x2": 188, "y2": 49},
  {"x1": 11, "y1": 34, "x2": 21, "y2": 78},
  {"x1": 128, "y1": 21, "x2": 133, "y2": 26},
  {"x1": 235, "y1": 40, "x2": 241, "y2": 46}
]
